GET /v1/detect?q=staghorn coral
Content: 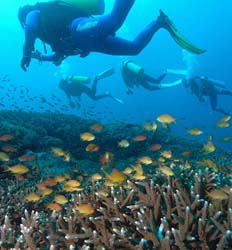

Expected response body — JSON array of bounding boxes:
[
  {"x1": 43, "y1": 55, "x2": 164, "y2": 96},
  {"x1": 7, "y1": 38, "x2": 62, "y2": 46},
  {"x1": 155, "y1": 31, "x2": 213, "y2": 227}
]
[{"x1": 0, "y1": 168, "x2": 231, "y2": 250}]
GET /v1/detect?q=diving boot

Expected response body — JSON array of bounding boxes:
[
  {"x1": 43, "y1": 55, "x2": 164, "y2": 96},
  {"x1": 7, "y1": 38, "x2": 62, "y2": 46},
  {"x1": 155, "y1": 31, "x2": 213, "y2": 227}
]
[{"x1": 158, "y1": 9, "x2": 206, "y2": 54}]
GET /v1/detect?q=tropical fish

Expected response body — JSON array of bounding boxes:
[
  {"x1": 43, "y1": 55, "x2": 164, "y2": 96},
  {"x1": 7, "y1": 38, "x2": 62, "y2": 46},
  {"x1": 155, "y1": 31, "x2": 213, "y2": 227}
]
[
  {"x1": 149, "y1": 144, "x2": 162, "y2": 152},
  {"x1": 217, "y1": 115, "x2": 231, "y2": 123},
  {"x1": 7, "y1": 165, "x2": 29, "y2": 174},
  {"x1": 182, "y1": 150, "x2": 192, "y2": 157},
  {"x1": 1, "y1": 145, "x2": 17, "y2": 153},
  {"x1": 0, "y1": 152, "x2": 10, "y2": 161},
  {"x1": 54, "y1": 175, "x2": 66, "y2": 183},
  {"x1": 143, "y1": 122, "x2": 158, "y2": 131},
  {"x1": 0, "y1": 134, "x2": 14, "y2": 141},
  {"x1": 54, "y1": 195, "x2": 68, "y2": 205},
  {"x1": 91, "y1": 173, "x2": 103, "y2": 181},
  {"x1": 51, "y1": 147, "x2": 65, "y2": 157},
  {"x1": 42, "y1": 178, "x2": 56, "y2": 187},
  {"x1": 97, "y1": 189, "x2": 109, "y2": 197},
  {"x1": 137, "y1": 156, "x2": 153, "y2": 165},
  {"x1": 133, "y1": 135, "x2": 147, "y2": 142},
  {"x1": 80, "y1": 132, "x2": 95, "y2": 141},
  {"x1": 63, "y1": 186, "x2": 83, "y2": 192},
  {"x1": 207, "y1": 190, "x2": 228, "y2": 200},
  {"x1": 40, "y1": 188, "x2": 53, "y2": 196},
  {"x1": 18, "y1": 154, "x2": 36, "y2": 162},
  {"x1": 184, "y1": 161, "x2": 192, "y2": 169},
  {"x1": 25, "y1": 193, "x2": 40, "y2": 202},
  {"x1": 105, "y1": 169, "x2": 127, "y2": 184},
  {"x1": 187, "y1": 128, "x2": 203, "y2": 136},
  {"x1": 89, "y1": 124, "x2": 104, "y2": 131},
  {"x1": 222, "y1": 136, "x2": 232, "y2": 142},
  {"x1": 47, "y1": 203, "x2": 62, "y2": 211},
  {"x1": 85, "y1": 143, "x2": 100, "y2": 152},
  {"x1": 216, "y1": 121, "x2": 230, "y2": 128},
  {"x1": 156, "y1": 114, "x2": 176, "y2": 126},
  {"x1": 123, "y1": 167, "x2": 133, "y2": 175},
  {"x1": 64, "y1": 180, "x2": 81, "y2": 187},
  {"x1": 159, "y1": 166, "x2": 174, "y2": 176},
  {"x1": 160, "y1": 150, "x2": 172, "y2": 159},
  {"x1": 99, "y1": 152, "x2": 113, "y2": 164},
  {"x1": 203, "y1": 136, "x2": 216, "y2": 154},
  {"x1": 75, "y1": 203, "x2": 94, "y2": 215},
  {"x1": 118, "y1": 139, "x2": 130, "y2": 148}
]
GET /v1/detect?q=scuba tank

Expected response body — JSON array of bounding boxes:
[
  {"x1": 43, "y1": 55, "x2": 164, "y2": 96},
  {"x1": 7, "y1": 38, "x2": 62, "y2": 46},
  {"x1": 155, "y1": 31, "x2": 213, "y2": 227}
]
[
  {"x1": 72, "y1": 75, "x2": 91, "y2": 84},
  {"x1": 62, "y1": 0, "x2": 105, "y2": 15},
  {"x1": 125, "y1": 61, "x2": 144, "y2": 75}
]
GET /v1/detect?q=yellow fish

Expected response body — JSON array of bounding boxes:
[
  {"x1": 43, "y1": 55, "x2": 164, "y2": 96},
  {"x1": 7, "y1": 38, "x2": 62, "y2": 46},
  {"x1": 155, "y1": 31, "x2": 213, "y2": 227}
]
[
  {"x1": 40, "y1": 188, "x2": 53, "y2": 196},
  {"x1": 54, "y1": 195, "x2": 68, "y2": 205},
  {"x1": 207, "y1": 190, "x2": 228, "y2": 200},
  {"x1": 80, "y1": 132, "x2": 95, "y2": 141},
  {"x1": 51, "y1": 147, "x2": 65, "y2": 157},
  {"x1": 0, "y1": 152, "x2": 10, "y2": 162},
  {"x1": 160, "y1": 150, "x2": 172, "y2": 159},
  {"x1": 160, "y1": 166, "x2": 174, "y2": 176},
  {"x1": 187, "y1": 128, "x2": 203, "y2": 136},
  {"x1": 143, "y1": 122, "x2": 158, "y2": 131},
  {"x1": 222, "y1": 136, "x2": 232, "y2": 142},
  {"x1": 156, "y1": 114, "x2": 176, "y2": 125},
  {"x1": 25, "y1": 193, "x2": 40, "y2": 202},
  {"x1": 137, "y1": 156, "x2": 153, "y2": 165},
  {"x1": 203, "y1": 136, "x2": 216, "y2": 154},
  {"x1": 217, "y1": 115, "x2": 231, "y2": 123},
  {"x1": 106, "y1": 169, "x2": 127, "y2": 184},
  {"x1": 75, "y1": 203, "x2": 94, "y2": 215},
  {"x1": 118, "y1": 139, "x2": 130, "y2": 148},
  {"x1": 216, "y1": 121, "x2": 230, "y2": 128},
  {"x1": 7, "y1": 165, "x2": 29, "y2": 174},
  {"x1": 91, "y1": 173, "x2": 103, "y2": 181}
]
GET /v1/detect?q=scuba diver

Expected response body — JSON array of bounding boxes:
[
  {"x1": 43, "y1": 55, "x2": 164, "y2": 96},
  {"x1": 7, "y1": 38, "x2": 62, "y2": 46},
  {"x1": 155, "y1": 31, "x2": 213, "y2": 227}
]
[
  {"x1": 59, "y1": 67, "x2": 122, "y2": 108},
  {"x1": 166, "y1": 67, "x2": 232, "y2": 115},
  {"x1": 121, "y1": 60, "x2": 183, "y2": 94},
  {"x1": 18, "y1": 0, "x2": 205, "y2": 71},
  {"x1": 183, "y1": 76, "x2": 232, "y2": 115}
]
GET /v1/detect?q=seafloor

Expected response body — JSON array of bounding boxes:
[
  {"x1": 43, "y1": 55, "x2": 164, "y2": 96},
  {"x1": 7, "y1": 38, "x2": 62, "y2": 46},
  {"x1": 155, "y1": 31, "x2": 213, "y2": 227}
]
[{"x1": 0, "y1": 110, "x2": 231, "y2": 250}]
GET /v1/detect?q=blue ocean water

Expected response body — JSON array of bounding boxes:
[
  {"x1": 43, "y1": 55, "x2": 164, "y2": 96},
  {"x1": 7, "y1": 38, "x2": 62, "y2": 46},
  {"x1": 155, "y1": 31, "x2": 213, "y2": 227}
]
[{"x1": 0, "y1": 0, "x2": 232, "y2": 151}]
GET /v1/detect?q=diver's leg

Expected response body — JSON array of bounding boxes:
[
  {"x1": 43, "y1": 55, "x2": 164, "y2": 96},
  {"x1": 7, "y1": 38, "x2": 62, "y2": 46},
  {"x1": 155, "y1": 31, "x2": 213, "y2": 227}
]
[
  {"x1": 143, "y1": 73, "x2": 167, "y2": 84},
  {"x1": 209, "y1": 94, "x2": 218, "y2": 111},
  {"x1": 71, "y1": 0, "x2": 135, "y2": 41},
  {"x1": 210, "y1": 94, "x2": 229, "y2": 115},
  {"x1": 140, "y1": 81, "x2": 160, "y2": 91},
  {"x1": 103, "y1": 0, "x2": 135, "y2": 34},
  {"x1": 91, "y1": 77, "x2": 99, "y2": 95},
  {"x1": 218, "y1": 89, "x2": 232, "y2": 96},
  {"x1": 93, "y1": 20, "x2": 162, "y2": 55},
  {"x1": 91, "y1": 94, "x2": 110, "y2": 100},
  {"x1": 84, "y1": 79, "x2": 109, "y2": 100}
]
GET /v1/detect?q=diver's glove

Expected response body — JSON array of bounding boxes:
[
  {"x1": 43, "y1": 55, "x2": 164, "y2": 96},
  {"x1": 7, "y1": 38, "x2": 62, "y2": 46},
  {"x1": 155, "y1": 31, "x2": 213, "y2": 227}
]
[
  {"x1": 53, "y1": 55, "x2": 66, "y2": 66},
  {"x1": 21, "y1": 56, "x2": 31, "y2": 72},
  {"x1": 31, "y1": 50, "x2": 42, "y2": 61}
]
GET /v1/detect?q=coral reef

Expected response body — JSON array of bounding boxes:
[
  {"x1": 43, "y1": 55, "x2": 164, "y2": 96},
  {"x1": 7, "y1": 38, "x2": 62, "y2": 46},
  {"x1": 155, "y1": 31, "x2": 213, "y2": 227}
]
[{"x1": 0, "y1": 111, "x2": 231, "y2": 249}]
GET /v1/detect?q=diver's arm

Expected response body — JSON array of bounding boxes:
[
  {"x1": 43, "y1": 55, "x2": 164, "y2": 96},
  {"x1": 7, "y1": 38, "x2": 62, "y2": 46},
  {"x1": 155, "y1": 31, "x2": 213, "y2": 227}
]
[
  {"x1": 23, "y1": 11, "x2": 40, "y2": 57},
  {"x1": 32, "y1": 51, "x2": 66, "y2": 65},
  {"x1": 21, "y1": 11, "x2": 40, "y2": 71}
]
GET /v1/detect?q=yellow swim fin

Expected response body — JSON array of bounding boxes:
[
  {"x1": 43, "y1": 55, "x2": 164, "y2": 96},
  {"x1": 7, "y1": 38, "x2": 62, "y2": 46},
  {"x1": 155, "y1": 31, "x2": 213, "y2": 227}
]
[{"x1": 159, "y1": 10, "x2": 206, "y2": 54}]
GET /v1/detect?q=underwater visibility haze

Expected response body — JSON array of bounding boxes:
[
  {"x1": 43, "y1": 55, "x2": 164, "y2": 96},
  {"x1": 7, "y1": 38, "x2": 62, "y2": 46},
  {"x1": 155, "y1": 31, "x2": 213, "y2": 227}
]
[{"x1": 0, "y1": 0, "x2": 231, "y2": 249}]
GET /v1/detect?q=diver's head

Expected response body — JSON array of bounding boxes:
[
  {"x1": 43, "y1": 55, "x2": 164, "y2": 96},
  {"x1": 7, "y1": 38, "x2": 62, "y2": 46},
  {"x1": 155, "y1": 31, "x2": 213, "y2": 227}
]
[{"x1": 18, "y1": 5, "x2": 35, "y2": 28}]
